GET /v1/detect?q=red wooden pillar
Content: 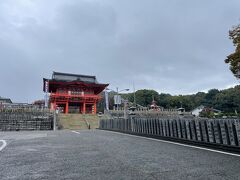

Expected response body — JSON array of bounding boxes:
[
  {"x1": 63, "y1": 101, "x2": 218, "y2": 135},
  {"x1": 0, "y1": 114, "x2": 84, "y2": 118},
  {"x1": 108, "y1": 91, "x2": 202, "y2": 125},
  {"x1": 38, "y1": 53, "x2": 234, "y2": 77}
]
[
  {"x1": 51, "y1": 100, "x2": 56, "y2": 110},
  {"x1": 53, "y1": 101, "x2": 57, "y2": 110},
  {"x1": 83, "y1": 101, "x2": 86, "y2": 114},
  {"x1": 93, "y1": 101, "x2": 97, "y2": 114},
  {"x1": 65, "y1": 101, "x2": 69, "y2": 114},
  {"x1": 50, "y1": 102, "x2": 54, "y2": 110}
]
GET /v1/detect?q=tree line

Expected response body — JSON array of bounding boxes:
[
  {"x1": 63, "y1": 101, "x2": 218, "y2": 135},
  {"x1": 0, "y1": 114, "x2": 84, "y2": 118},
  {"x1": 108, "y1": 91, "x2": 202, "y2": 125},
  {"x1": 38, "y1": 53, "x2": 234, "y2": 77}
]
[
  {"x1": 125, "y1": 86, "x2": 240, "y2": 113},
  {"x1": 97, "y1": 85, "x2": 240, "y2": 114}
]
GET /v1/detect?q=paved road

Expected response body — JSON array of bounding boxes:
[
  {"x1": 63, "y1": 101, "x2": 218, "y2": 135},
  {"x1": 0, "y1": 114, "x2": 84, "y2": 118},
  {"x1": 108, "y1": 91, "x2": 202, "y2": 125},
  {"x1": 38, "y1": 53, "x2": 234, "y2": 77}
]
[{"x1": 0, "y1": 130, "x2": 240, "y2": 180}]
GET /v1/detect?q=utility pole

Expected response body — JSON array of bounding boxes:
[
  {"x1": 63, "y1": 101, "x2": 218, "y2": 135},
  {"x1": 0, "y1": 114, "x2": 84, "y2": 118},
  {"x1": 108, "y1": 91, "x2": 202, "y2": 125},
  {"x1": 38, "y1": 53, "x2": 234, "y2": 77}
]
[
  {"x1": 116, "y1": 87, "x2": 119, "y2": 111},
  {"x1": 44, "y1": 80, "x2": 49, "y2": 108},
  {"x1": 133, "y1": 82, "x2": 136, "y2": 107}
]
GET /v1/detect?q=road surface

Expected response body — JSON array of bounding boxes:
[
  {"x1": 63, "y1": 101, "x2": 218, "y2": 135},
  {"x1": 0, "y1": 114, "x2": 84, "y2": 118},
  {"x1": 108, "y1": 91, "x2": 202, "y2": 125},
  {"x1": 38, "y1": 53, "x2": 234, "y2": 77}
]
[{"x1": 0, "y1": 130, "x2": 240, "y2": 180}]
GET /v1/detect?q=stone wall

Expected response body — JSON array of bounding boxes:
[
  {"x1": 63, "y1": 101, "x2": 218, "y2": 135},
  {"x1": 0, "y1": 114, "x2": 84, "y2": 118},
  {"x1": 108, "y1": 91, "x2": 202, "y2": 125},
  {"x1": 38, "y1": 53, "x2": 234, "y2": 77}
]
[{"x1": 0, "y1": 109, "x2": 53, "y2": 131}]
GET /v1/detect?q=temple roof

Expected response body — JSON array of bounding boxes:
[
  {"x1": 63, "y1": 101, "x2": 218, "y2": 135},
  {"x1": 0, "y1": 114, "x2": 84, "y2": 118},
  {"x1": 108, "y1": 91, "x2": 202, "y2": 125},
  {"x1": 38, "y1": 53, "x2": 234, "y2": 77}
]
[
  {"x1": 52, "y1": 71, "x2": 97, "y2": 83},
  {"x1": 43, "y1": 71, "x2": 109, "y2": 94}
]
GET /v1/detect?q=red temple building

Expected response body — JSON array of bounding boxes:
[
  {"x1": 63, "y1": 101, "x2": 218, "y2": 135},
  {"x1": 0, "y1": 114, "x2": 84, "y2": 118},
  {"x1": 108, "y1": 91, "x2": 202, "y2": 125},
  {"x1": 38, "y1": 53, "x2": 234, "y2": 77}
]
[{"x1": 43, "y1": 72, "x2": 108, "y2": 114}]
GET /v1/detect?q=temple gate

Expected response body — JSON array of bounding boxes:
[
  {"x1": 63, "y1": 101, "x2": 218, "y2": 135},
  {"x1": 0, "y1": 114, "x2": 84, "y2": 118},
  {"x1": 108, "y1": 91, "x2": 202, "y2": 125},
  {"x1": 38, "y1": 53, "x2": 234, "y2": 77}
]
[{"x1": 43, "y1": 72, "x2": 108, "y2": 114}]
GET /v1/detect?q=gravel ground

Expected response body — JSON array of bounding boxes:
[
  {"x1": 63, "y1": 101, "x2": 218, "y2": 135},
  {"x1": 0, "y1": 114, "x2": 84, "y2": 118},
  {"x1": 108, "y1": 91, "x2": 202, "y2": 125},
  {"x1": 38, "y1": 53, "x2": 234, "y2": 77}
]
[{"x1": 0, "y1": 130, "x2": 240, "y2": 180}]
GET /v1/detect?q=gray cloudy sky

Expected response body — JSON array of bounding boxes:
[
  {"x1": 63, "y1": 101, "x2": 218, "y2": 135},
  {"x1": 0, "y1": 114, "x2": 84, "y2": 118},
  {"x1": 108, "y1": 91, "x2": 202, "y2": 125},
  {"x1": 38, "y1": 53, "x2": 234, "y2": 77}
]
[{"x1": 0, "y1": 0, "x2": 239, "y2": 103}]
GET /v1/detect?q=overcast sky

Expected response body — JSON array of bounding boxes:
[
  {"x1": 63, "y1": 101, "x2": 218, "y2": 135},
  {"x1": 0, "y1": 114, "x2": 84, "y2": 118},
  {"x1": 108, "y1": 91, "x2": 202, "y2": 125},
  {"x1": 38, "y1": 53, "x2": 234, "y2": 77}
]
[{"x1": 0, "y1": 0, "x2": 239, "y2": 103}]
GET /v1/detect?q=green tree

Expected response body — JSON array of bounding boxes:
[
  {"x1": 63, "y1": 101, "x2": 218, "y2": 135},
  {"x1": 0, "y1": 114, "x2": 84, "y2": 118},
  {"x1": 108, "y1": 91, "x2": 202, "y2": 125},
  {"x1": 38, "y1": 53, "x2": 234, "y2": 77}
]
[
  {"x1": 192, "y1": 92, "x2": 205, "y2": 107},
  {"x1": 213, "y1": 86, "x2": 240, "y2": 112},
  {"x1": 199, "y1": 109, "x2": 215, "y2": 118},
  {"x1": 158, "y1": 93, "x2": 172, "y2": 108},
  {"x1": 118, "y1": 85, "x2": 240, "y2": 113},
  {"x1": 204, "y1": 89, "x2": 219, "y2": 106},
  {"x1": 135, "y1": 89, "x2": 160, "y2": 107},
  {"x1": 225, "y1": 24, "x2": 240, "y2": 78}
]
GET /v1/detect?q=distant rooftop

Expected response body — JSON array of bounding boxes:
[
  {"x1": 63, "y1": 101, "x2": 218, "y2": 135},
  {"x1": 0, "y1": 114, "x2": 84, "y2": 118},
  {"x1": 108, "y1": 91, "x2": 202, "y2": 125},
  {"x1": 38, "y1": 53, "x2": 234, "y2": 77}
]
[
  {"x1": 0, "y1": 97, "x2": 12, "y2": 104},
  {"x1": 52, "y1": 71, "x2": 97, "y2": 84}
]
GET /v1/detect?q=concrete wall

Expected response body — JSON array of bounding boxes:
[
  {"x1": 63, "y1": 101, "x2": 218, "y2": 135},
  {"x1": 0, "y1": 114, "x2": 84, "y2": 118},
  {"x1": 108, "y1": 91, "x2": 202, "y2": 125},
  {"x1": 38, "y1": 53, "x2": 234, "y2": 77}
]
[{"x1": 99, "y1": 117, "x2": 240, "y2": 147}]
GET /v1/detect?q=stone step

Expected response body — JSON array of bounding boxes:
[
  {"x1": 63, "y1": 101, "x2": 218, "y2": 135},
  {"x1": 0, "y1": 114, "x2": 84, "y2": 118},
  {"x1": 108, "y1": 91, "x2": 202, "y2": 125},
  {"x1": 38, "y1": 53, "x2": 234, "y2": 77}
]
[{"x1": 57, "y1": 114, "x2": 99, "y2": 130}]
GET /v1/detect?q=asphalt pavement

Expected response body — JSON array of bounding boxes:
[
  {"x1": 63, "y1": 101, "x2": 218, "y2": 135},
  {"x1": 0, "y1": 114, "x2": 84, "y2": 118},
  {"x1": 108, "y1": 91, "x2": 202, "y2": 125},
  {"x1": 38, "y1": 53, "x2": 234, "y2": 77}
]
[{"x1": 0, "y1": 130, "x2": 240, "y2": 180}]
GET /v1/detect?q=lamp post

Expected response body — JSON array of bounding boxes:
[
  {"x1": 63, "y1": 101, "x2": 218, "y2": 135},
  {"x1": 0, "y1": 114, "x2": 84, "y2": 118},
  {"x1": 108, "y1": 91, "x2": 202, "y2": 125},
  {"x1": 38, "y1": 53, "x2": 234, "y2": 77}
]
[
  {"x1": 106, "y1": 87, "x2": 129, "y2": 110},
  {"x1": 116, "y1": 87, "x2": 130, "y2": 111}
]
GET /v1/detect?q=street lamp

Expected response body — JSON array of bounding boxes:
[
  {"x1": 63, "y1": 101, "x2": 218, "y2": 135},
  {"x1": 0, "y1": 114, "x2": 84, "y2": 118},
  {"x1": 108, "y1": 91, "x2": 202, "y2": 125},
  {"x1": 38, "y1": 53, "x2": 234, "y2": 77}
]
[
  {"x1": 116, "y1": 88, "x2": 130, "y2": 111},
  {"x1": 106, "y1": 87, "x2": 129, "y2": 110}
]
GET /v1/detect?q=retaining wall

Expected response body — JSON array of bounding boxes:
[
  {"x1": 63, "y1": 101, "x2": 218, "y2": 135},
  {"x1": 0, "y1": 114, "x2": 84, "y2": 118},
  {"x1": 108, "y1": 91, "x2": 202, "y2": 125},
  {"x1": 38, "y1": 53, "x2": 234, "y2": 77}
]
[
  {"x1": 99, "y1": 117, "x2": 240, "y2": 148},
  {"x1": 0, "y1": 110, "x2": 54, "y2": 131}
]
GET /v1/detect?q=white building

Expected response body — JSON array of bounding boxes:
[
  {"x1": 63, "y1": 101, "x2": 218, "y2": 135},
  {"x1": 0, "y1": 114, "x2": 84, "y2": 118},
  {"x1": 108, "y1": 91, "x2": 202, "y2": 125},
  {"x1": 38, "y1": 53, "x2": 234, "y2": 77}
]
[{"x1": 191, "y1": 105, "x2": 205, "y2": 117}]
